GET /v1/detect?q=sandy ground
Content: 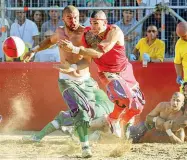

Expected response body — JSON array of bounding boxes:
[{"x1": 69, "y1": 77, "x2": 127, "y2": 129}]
[{"x1": 0, "y1": 131, "x2": 187, "y2": 160}]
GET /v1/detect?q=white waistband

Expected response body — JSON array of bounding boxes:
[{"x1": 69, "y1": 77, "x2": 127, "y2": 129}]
[{"x1": 59, "y1": 72, "x2": 90, "y2": 81}]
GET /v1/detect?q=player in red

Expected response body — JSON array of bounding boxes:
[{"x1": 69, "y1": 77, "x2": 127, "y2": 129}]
[{"x1": 59, "y1": 10, "x2": 145, "y2": 137}]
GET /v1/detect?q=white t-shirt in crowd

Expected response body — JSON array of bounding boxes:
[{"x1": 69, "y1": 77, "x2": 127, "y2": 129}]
[
  {"x1": 0, "y1": 18, "x2": 9, "y2": 61},
  {"x1": 34, "y1": 45, "x2": 60, "y2": 62},
  {"x1": 10, "y1": 19, "x2": 39, "y2": 48}
]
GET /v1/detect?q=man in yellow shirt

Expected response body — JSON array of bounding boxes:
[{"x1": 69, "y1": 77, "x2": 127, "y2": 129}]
[
  {"x1": 131, "y1": 25, "x2": 165, "y2": 63},
  {"x1": 174, "y1": 22, "x2": 187, "y2": 85}
]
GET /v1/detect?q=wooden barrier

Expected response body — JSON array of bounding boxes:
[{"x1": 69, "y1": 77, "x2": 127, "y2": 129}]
[{"x1": 0, "y1": 62, "x2": 179, "y2": 131}]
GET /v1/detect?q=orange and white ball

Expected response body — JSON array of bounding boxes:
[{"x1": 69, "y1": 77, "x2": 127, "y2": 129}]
[{"x1": 2, "y1": 36, "x2": 25, "y2": 58}]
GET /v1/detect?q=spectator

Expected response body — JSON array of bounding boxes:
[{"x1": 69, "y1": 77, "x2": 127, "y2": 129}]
[
  {"x1": 0, "y1": 16, "x2": 10, "y2": 62},
  {"x1": 41, "y1": 6, "x2": 64, "y2": 37},
  {"x1": 34, "y1": 30, "x2": 60, "y2": 62},
  {"x1": 132, "y1": 25, "x2": 165, "y2": 62},
  {"x1": 142, "y1": 9, "x2": 177, "y2": 57},
  {"x1": 174, "y1": 22, "x2": 187, "y2": 86},
  {"x1": 8, "y1": 10, "x2": 39, "y2": 62},
  {"x1": 32, "y1": 10, "x2": 46, "y2": 33},
  {"x1": 10, "y1": 10, "x2": 39, "y2": 48},
  {"x1": 79, "y1": 10, "x2": 90, "y2": 27},
  {"x1": 115, "y1": 9, "x2": 141, "y2": 56}
]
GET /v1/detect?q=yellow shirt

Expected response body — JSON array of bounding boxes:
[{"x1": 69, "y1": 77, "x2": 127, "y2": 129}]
[
  {"x1": 135, "y1": 37, "x2": 165, "y2": 62},
  {"x1": 174, "y1": 38, "x2": 187, "y2": 68},
  {"x1": 174, "y1": 38, "x2": 187, "y2": 81}
]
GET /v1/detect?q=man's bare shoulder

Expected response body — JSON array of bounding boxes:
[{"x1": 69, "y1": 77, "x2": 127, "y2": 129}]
[
  {"x1": 56, "y1": 26, "x2": 65, "y2": 33},
  {"x1": 157, "y1": 102, "x2": 170, "y2": 110},
  {"x1": 109, "y1": 24, "x2": 122, "y2": 33}
]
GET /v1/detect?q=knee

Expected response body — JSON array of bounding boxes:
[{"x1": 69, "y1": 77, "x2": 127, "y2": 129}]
[{"x1": 107, "y1": 79, "x2": 129, "y2": 103}]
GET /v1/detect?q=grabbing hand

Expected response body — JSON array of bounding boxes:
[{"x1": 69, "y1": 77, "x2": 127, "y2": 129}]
[
  {"x1": 129, "y1": 54, "x2": 137, "y2": 61},
  {"x1": 143, "y1": 53, "x2": 151, "y2": 62},
  {"x1": 23, "y1": 50, "x2": 35, "y2": 63},
  {"x1": 164, "y1": 120, "x2": 173, "y2": 130},
  {"x1": 57, "y1": 39, "x2": 74, "y2": 53},
  {"x1": 176, "y1": 76, "x2": 183, "y2": 85}
]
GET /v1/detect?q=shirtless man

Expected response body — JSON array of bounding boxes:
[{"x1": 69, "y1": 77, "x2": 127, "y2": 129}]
[
  {"x1": 23, "y1": 5, "x2": 110, "y2": 158},
  {"x1": 58, "y1": 10, "x2": 145, "y2": 138},
  {"x1": 130, "y1": 92, "x2": 187, "y2": 143}
]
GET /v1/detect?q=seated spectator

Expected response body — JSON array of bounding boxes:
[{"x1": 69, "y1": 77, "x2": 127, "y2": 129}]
[
  {"x1": 131, "y1": 25, "x2": 165, "y2": 62},
  {"x1": 34, "y1": 30, "x2": 60, "y2": 62},
  {"x1": 115, "y1": 9, "x2": 141, "y2": 56},
  {"x1": 142, "y1": 9, "x2": 176, "y2": 57},
  {"x1": 130, "y1": 92, "x2": 187, "y2": 143},
  {"x1": 41, "y1": 6, "x2": 64, "y2": 37},
  {"x1": 32, "y1": 10, "x2": 46, "y2": 33},
  {"x1": 0, "y1": 16, "x2": 10, "y2": 62},
  {"x1": 79, "y1": 10, "x2": 90, "y2": 27},
  {"x1": 31, "y1": 10, "x2": 46, "y2": 43}
]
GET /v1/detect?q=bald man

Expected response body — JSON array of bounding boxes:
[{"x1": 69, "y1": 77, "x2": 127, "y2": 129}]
[
  {"x1": 131, "y1": 92, "x2": 187, "y2": 143},
  {"x1": 59, "y1": 10, "x2": 145, "y2": 138},
  {"x1": 174, "y1": 22, "x2": 187, "y2": 85},
  {"x1": 23, "y1": 6, "x2": 114, "y2": 158}
]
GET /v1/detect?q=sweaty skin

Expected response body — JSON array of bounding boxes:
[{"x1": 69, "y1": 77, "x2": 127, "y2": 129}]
[
  {"x1": 24, "y1": 7, "x2": 90, "y2": 78},
  {"x1": 146, "y1": 92, "x2": 186, "y2": 143}
]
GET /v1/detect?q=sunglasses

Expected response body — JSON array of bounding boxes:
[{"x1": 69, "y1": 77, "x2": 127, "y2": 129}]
[{"x1": 147, "y1": 30, "x2": 157, "y2": 33}]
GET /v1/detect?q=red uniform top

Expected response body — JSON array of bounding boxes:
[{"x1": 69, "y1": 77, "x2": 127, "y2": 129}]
[{"x1": 82, "y1": 25, "x2": 129, "y2": 72}]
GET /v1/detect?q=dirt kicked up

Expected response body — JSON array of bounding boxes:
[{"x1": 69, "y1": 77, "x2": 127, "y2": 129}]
[{"x1": 0, "y1": 131, "x2": 187, "y2": 160}]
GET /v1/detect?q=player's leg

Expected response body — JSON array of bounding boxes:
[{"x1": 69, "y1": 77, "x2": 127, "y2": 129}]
[
  {"x1": 61, "y1": 78, "x2": 97, "y2": 158},
  {"x1": 90, "y1": 89, "x2": 114, "y2": 129},
  {"x1": 22, "y1": 111, "x2": 74, "y2": 142}
]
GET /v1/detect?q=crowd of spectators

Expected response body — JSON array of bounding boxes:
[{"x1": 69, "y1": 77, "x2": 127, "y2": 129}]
[{"x1": 0, "y1": 0, "x2": 187, "y2": 62}]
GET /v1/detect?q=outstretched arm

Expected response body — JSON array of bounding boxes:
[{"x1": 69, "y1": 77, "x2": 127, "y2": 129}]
[{"x1": 23, "y1": 29, "x2": 59, "y2": 61}]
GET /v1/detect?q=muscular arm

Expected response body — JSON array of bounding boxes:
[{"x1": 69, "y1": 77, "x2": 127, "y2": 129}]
[
  {"x1": 146, "y1": 103, "x2": 163, "y2": 122},
  {"x1": 78, "y1": 26, "x2": 124, "y2": 58},
  {"x1": 167, "y1": 129, "x2": 185, "y2": 143},
  {"x1": 32, "y1": 30, "x2": 58, "y2": 52},
  {"x1": 146, "y1": 103, "x2": 166, "y2": 130}
]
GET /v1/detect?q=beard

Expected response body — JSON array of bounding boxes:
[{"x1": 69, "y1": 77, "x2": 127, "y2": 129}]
[{"x1": 64, "y1": 22, "x2": 79, "y2": 31}]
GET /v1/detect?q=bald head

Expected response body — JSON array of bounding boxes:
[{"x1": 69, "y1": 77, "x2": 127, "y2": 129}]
[
  {"x1": 91, "y1": 10, "x2": 107, "y2": 20},
  {"x1": 63, "y1": 5, "x2": 79, "y2": 16},
  {"x1": 176, "y1": 22, "x2": 187, "y2": 39},
  {"x1": 172, "y1": 92, "x2": 185, "y2": 101}
]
